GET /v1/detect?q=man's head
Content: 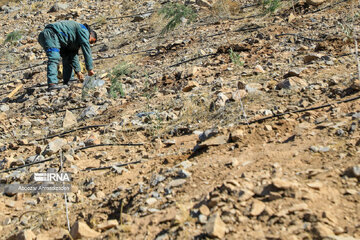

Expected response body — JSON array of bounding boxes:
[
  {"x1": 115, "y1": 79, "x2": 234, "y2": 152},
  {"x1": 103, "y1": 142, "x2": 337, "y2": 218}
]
[{"x1": 83, "y1": 23, "x2": 97, "y2": 44}]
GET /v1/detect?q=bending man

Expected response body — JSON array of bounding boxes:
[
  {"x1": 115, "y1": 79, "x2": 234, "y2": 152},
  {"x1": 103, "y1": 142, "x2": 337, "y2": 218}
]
[{"x1": 38, "y1": 20, "x2": 97, "y2": 90}]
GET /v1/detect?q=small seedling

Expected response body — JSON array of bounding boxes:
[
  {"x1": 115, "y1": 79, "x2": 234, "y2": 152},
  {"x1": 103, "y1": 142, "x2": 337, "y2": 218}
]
[
  {"x1": 109, "y1": 62, "x2": 133, "y2": 98},
  {"x1": 229, "y1": 48, "x2": 244, "y2": 67},
  {"x1": 94, "y1": 16, "x2": 107, "y2": 26},
  {"x1": 262, "y1": 0, "x2": 281, "y2": 14},
  {"x1": 158, "y1": 3, "x2": 197, "y2": 34}
]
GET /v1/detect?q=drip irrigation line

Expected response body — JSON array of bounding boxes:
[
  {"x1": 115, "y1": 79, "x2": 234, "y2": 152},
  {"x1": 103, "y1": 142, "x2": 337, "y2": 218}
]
[
  {"x1": 169, "y1": 53, "x2": 217, "y2": 68},
  {"x1": 75, "y1": 143, "x2": 144, "y2": 152},
  {"x1": 240, "y1": 94, "x2": 360, "y2": 125},
  {"x1": 56, "y1": 106, "x2": 87, "y2": 113},
  {"x1": 11, "y1": 62, "x2": 46, "y2": 73},
  {"x1": 310, "y1": 0, "x2": 350, "y2": 14},
  {"x1": 275, "y1": 33, "x2": 325, "y2": 42},
  {"x1": 0, "y1": 81, "x2": 15, "y2": 86},
  {"x1": 0, "y1": 157, "x2": 55, "y2": 173},
  {"x1": 36, "y1": 124, "x2": 107, "y2": 141},
  {"x1": 82, "y1": 160, "x2": 142, "y2": 171},
  {"x1": 105, "y1": 10, "x2": 155, "y2": 21},
  {"x1": 234, "y1": 26, "x2": 264, "y2": 32}
]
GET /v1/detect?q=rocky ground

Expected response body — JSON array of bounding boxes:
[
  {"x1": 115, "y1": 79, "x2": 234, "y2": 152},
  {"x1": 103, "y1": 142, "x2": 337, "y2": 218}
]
[{"x1": 0, "y1": 0, "x2": 359, "y2": 239}]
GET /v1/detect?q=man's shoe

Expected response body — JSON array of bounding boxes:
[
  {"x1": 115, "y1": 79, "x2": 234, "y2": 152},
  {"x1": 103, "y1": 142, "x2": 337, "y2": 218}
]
[{"x1": 48, "y1": 84, "x2": 68, "y2": 91}]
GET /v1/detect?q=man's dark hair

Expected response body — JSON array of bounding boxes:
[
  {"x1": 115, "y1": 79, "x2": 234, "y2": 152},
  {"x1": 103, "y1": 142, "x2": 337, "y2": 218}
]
[{"x1": 83, "y1": 23, "x2": 97, "y2": 43}]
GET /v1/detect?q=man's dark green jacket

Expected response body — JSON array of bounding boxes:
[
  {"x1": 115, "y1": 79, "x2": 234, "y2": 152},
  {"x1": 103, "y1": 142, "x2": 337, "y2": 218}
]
[{"x1": 45, "y1": 20, "x2": 93, "y2": 71}]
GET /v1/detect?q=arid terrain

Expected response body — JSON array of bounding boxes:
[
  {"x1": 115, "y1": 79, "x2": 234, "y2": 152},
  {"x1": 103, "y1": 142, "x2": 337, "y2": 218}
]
[{"x1": 0, "y1": 0, "x2": 359, "y2": 239}]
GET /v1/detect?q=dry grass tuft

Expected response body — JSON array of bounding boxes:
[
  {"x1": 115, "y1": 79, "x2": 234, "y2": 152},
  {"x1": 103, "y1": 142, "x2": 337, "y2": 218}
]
[{"x1": 212, "y1": 0, "x2": 242, "y2": 18}]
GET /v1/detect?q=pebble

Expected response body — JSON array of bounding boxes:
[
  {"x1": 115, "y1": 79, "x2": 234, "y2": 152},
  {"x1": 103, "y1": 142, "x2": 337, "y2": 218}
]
[
  {"x1": 352, "y1": 112, "x2": 360, "y2": 119},
  {"x1": 177, "y1": 169, "x2": 191, "y2": 178},
  {"x1": 150, "y1": 174, "x2": 166, "y2": 187},
  {"x1": 199, "y1": 205, "x2": 210, "y2": 216},
  {"x1": 336, "y1": 129, "x2": 345, "y2": 136},
  {"x1": 168, "y1": 179, "x2": 186, "y2": 188},
  {"x1": 310, "y1": 146, "x2": 330, "y2": 152},
  {"x1": 283, "y1": 68, "x2": 305, "y2": 78},
  {"x1": 146, "y1": 198, "x2": 157, "y2": 205},
  {"x1": 198, "y1": 214, "x2": 208, "y2": 224},
  {"x1": 0, "y1": 104, "x2": 9, "y2": 112}
]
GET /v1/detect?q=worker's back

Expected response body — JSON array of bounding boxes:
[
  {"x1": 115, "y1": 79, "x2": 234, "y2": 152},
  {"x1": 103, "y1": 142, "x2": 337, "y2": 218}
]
[{"x1": 45, "y1": 20, "x2": 89, "y2": 52}]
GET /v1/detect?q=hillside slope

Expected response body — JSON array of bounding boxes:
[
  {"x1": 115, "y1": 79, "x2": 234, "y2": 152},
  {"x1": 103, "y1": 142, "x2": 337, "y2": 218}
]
[{"x1": 0, "y1": 0, "x2": 359, "y2": 239}]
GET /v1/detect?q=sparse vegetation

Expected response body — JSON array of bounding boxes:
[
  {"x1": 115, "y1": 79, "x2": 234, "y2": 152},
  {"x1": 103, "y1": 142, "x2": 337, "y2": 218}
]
[
  {"x1": 212, "y1": 0, "x2": 241, "y2": 18},
  {"x1": 158, "y1": 3, "x2": 197, "y2": 34},
  {"x1": 94, "y1": 15, "x2": 107, "y2": 26},
  {"x1": 262, "y1": 0, "x2": 281, "y2": 14},
  {"x1": 4, "y1": 30, "x2": 22, "y2": 45},
  {"x1": 109, "y1": 62, "x2": 133, "y2": 98},
  {"x1": 229, "y1": 48, "x2": 244, "y2": 67}
]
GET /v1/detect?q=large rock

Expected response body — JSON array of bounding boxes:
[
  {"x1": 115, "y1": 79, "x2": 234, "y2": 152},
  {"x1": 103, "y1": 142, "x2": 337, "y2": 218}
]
[
  {"x1": 230, "y1": 129, "x2": 244, "y2": 142},
  {"x1": 48, "y1": 3, "x2": 69, "y2": 12},
  {"x1": 80, "y1": 105, "x2": 99, "y2": 119},
  {"x1": 205, "y1": 213, "x2": 226, "y2": 239},
  {"x1": 97, "y1": 219, "x2": 119, "y2": 231},
  {"x1": 304, "y1": 53, "x2": 321, "y2": 64},
  {"x1": 231, "y1": 89, "x2": 247, "y2": 102},
  {"x1": 250, "y1": 199, "x2": 266, "y2": 216},
  {"x1": 34, "y1": 228, "x2": 67, "y2": 240},
  {"x1": 276, "y1": 77, "x2": 307, "y2": 90},
  {"x1": 199, "y1": 135, "x2": 228, "y2": 147},
  {"x1": 344, "y1": 165, "x2": 360, "y2": 179},
  {"x1": 313, "y1": 223, "x2": 335, "y2": 238},
  {"x1": 215, "y1": 92, "x2": 229, "y2": 107},
  {"x1": 62, "y1": 110, "x2": 77, "y2": 128},
  {"x1": 43, "y1": 138, "x2": 68, "y2": 156},
  {"x1": 70, "y1": 221, "x2": 100, "y2": 239},
  {"x1": 272, "y1": 178, "x2": 298, "y2": 190},
  {"x1": 16, "y1": 229, "x2": 36, "y2": 240},
  {"x1": 182, "y1": 81, "x2": 199, "y2": 92}
]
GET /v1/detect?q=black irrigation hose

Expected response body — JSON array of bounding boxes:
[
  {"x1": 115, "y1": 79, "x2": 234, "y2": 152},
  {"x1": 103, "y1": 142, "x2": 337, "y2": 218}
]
[
  {"x1": 56, "y1": 106, "x2": 87, "y2": 113},
  {"x1": 0, "y1": 157, "x2": 55, "y2": 173},
  {"x1": 75, "y1": 143, "x2": 144, "y2": 152},
  {"x1": 0, "y1": 81, "x2": 15, "y2": 86},
  {"x1": 81, "y1": 160, "x2": 142, "y2": 171},
  {"x1": 105, "y1": 10, "x2": 155, "y2": 21},
  {"x1": 240, "y1": 94, "x2": 360, "y2": 125},
  {"x1": 275, "y1": 33, "x2": 326, "y2": 42},
  {"x1": 310, "y1": 0, "x2": 350, "y2": 14},
  {"x1": 36, "y1": 124, "x2": 107, "y2": 141}
]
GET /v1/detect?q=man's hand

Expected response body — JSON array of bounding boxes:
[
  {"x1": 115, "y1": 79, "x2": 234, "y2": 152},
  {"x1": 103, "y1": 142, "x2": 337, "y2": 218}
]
[
  {"x1": 88, "y1": 70, "x2": 95, "y2": 76},
  {"x1": 76, "y1": 72, "x2": 84, "y2": 80}
]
